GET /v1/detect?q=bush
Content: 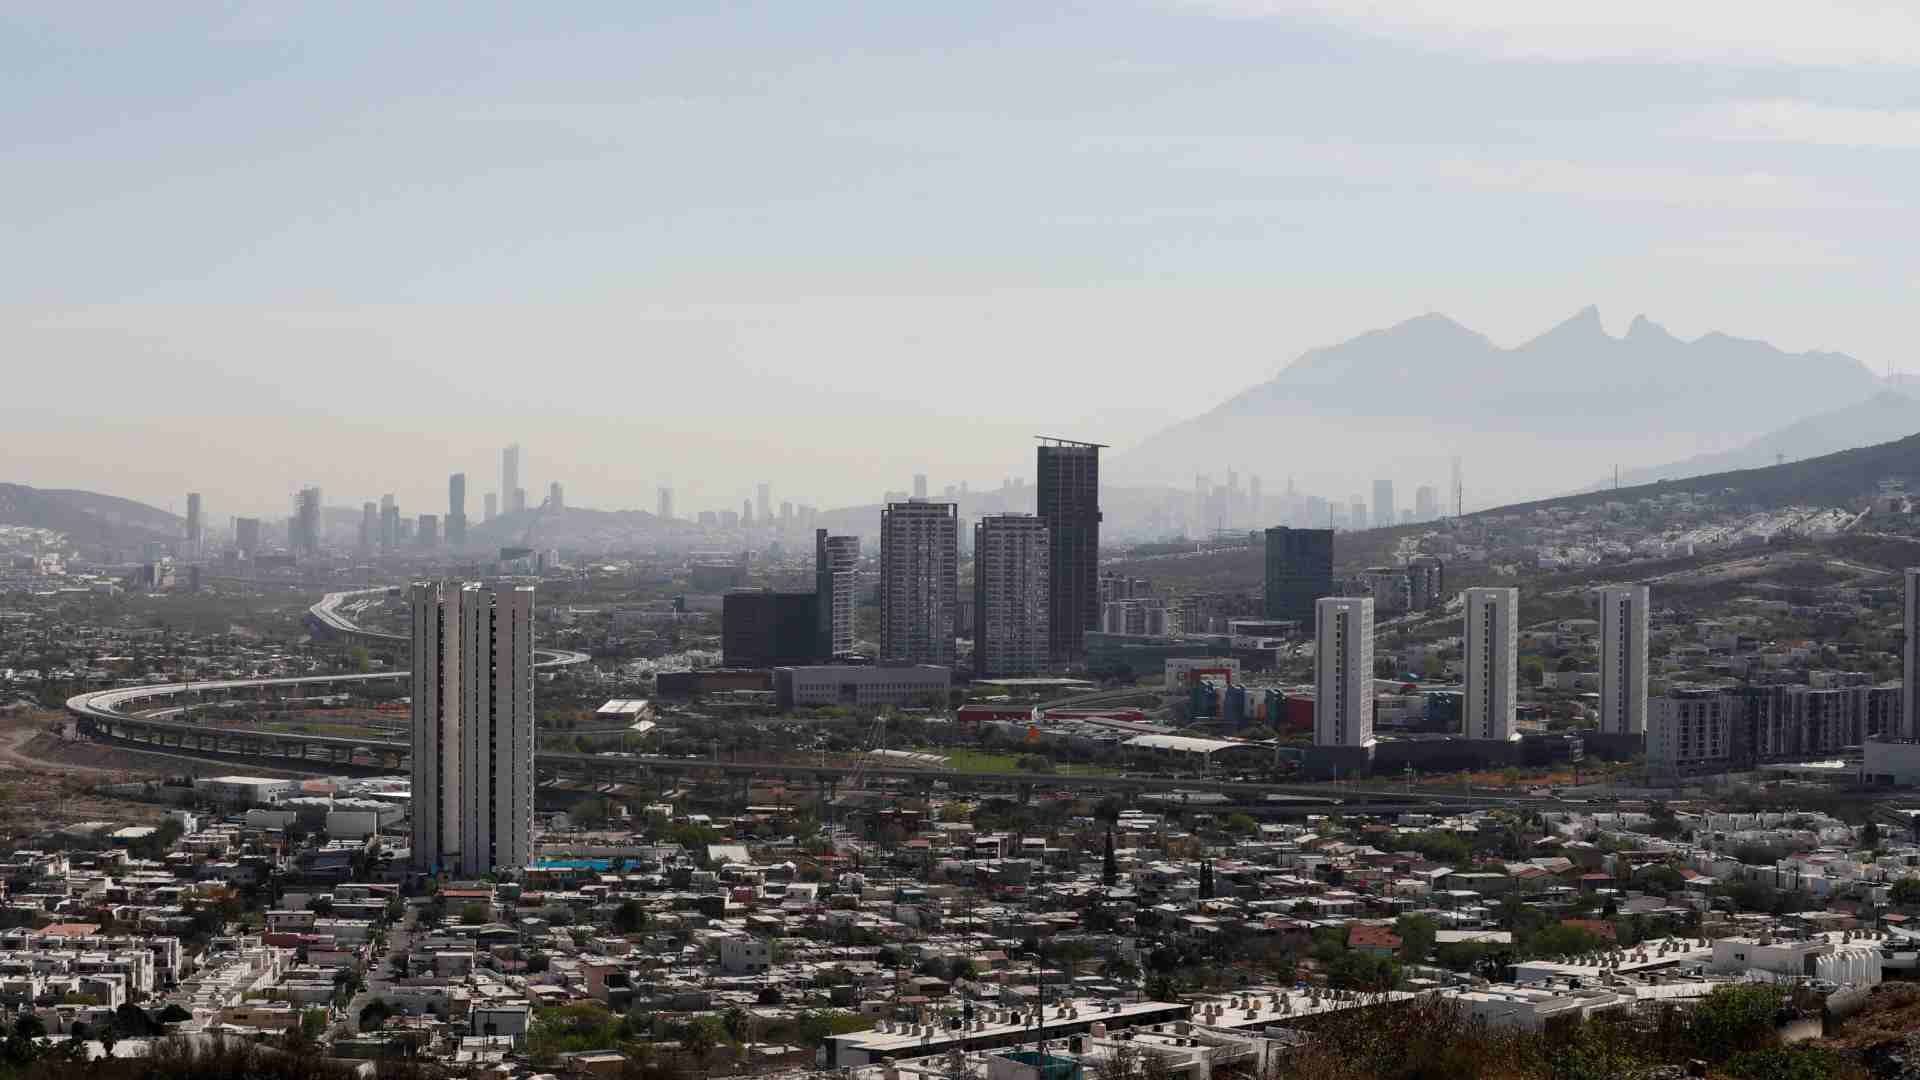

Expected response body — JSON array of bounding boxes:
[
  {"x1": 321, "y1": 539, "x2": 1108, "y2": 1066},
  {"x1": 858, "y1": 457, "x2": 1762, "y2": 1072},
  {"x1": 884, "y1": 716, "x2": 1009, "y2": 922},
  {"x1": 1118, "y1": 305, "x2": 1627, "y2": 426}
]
[
  {"x1": 1724, "y1": 1044, "x2": 1853, "y2": 1080},
  {"x1": 1689, "y1": 984, "x2": 1788, "y2": 1062}
]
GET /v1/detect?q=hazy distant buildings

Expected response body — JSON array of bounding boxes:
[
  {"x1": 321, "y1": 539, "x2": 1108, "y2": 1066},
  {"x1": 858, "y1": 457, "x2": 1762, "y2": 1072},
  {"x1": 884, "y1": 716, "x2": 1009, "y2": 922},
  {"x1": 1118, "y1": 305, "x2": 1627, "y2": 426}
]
[
  {"x1": 380, "y1": 497, "x2": 400, "y2": 551},
  {"x1": 184, "y1": 493, "x2": 202, "y2": 551},
  {"x1": 1599, "y1": 584, "x2": 1650, "y2": 735},
  {"x1": 879, "y1": 500, "x2": 958, "y2": 666},
  {"x1": 417, "y1": 513, "x2": 439, "y2": 548},
  {"x1": 410, "y1": 582, "x2": 534, "y2": 877},
  {"x1": 447, "y1": 473, "x2": 467, "y2": 547},
  {"x1": 815, "y1": 530, "x2": 860, "y2": 659},
  {"x1": 722, "y1": 589, "x2": 821, "y2": 667},
  {"x1": 360, "y1": 502, "x2": 377, "y2": 552},
  {"x1": 973, "y1": 514, "x2": 1050, "y2": 677},
  {"x1": 502, "y1": 444, "x2": 523, "y2": 514},
  {"x1": 484, "y1": 492, "x2": 497, "y2": 523},
  {"x1": 291, "y1": 486, "x2": 322, "y2": 556},
  {"x1": 1037, "y1": 438, "x2": 1102, "y2": 664},
  {"x1": 1414, "y1": 484, "x2": 1439, "y2": 521},
  {"x1": 546, "y1": 481, "x2": 563, "y2": 512},
  {"x1": 756, "y1": 483, "x2": 771, "y2": 525},
  {"x1": 1314, "y1": 597, "x2": 1374, "y2": 748},
  {"x1": 1463, "y1": 587, "x2": 1519, "y2": 741},
  {"x1": 1263, "y1": 527, "x2": 1334, "y2": 626},
  {"x1": 234, "y1": 517, "x2": 261, "y2": 556},
  {"x1": 658, "y1": 487, "x2": 673, "y2": 521},
  {"x1": 913, "y1": 474, "x2": 928, "y2": 500},
  {"x1": 1372, "y1": 479, "x2": 1395, "y2": 529}
]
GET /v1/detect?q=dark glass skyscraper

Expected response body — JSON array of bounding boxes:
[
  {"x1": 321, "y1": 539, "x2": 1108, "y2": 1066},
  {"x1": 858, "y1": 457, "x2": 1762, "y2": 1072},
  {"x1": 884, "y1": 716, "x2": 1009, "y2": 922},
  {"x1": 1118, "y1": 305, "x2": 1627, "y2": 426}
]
[
  {"x1": 1264, "y1": 526, "x2": 1334, "y2": 626},
  {"x1": 1037, "y1": 437, "x2": 1103, "y2": 664}
]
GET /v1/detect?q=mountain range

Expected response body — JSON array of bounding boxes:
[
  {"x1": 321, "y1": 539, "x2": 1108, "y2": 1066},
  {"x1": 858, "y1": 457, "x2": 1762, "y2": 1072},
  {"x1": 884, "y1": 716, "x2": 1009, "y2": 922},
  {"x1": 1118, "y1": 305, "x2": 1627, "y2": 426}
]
[
  {"x1": 0, "y1": 484, "x2": 182, "y2": 551},
  {"x1": 1114, "y1": 307, "x2": 1885, "y2": 506},
  {"x1": 1607, "y1": 390, "x2": 1920, "y2": 489}
]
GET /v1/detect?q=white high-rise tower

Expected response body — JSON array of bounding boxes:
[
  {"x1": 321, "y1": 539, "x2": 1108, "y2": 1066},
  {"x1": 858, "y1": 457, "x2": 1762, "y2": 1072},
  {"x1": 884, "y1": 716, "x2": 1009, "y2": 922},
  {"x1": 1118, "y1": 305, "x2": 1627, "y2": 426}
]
[
  {"x1": 1463, "y1": 587, "x2": 1519, "y2": 741},
  {"x1": 1314, "y1": 597, "x2": 1375, "y2": 747},
  {"x1": 1599, "y1": 584, "x2": 1650, "y2": 735},
  {"x1": 411, "y1": 582, "x2": 535, "y2": 877}
]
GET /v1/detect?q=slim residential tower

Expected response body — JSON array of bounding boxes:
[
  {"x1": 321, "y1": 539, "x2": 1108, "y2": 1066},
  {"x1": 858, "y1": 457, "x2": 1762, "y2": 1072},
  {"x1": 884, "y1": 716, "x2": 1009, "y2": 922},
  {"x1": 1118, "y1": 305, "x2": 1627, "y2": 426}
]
[
  {"x1": 411, "y1": 582, "x2": 535, "y2": 877},
  {"x1": 879, "y1": 500, "x2": 958, "y2": 666},
  {"x1": 1314, "y1": 597, "x2": 1375, "y2": 747},
  {"x1": 1599, "y1": 584, "x2": 1650, "y2": 735},
  {"x1": 1037, "y1": 437, "x2": 1102, "y2": 663},
  {"x1": 973, "y1": 514, "x2": 1050, "y2": 678},
  {"x1": 815, "y1": 530, "x2": 860, "y2": 659},
  {"x1": 1463, "y1": 587, "x2": 1519, "y2": 741}
]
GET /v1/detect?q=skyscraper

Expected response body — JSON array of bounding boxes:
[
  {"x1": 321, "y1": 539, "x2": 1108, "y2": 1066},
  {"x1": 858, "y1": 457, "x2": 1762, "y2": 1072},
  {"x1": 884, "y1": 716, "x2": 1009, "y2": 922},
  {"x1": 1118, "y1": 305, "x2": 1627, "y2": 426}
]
[
  {"x1": 658, "y1": 487, "x2": 673, "y2": 521},
  {"x1": 1372, "y1": 479, "x2": 1395, "y2": 529},
  {"x1": 360, "y1": 502, "x2": 377, "y2": 552},
  {"x1": 913, "y1": 474, "x2": 928, "y2": 499},
  {"x1": 973, "y1": 514, "x2": 1050, "y2": 678},
  {"x1": 815, "y1": 529, "x2": 860, "y2": 659},
  {"x1": 1463, "y1": 587, "x2": 1519, "y2": 741},
  {"x1": 547, "y1": 481, "x2": 564, "y2": 511},
  {"x1": 484, "y1": 492, "x2": 497, "y2": 523},
  {"x1": 1314, "y1": 597, "x2": 1374, "y2": 748},
  {"x1": 447, "y1": 473, "x2": 467, "y2": 547},
  {"x1": 1414, "y1": 485, "x2": 1439, "y2": 521},
  {"x1": 410, "y1": 582, "x2": 534, "y2": 877},
  {"x1": 184, "y1": 493, "x2": 202, "y2": 551},
  {"x1": 1600, "y1": 584, "x2": 1651, "y2": 735},
  {"x1": 234, "y1": 517, "x2": 261, "y2": 556},
  {"x1": 292, "y1": 486, "x2": 322, "y2": 556},
  {"x1": 879, "y1": 500, "x2": 958, "y2": 666},
  {"x1": 756, "y1": 482, "x2": 772, "y2": 525},
  {"x1": 502, "y1": 444, "x2": 522, "y2": 514},
  {"x1": 1263, "y1": 527, "x2": 1334, "y2": 626},
  {"x1": 1037, "y1": 438, "x2": 1102, "y2": 663},
  {"x1": 380, "y1": 497, "x2": 400, "y2": 551},
  {"x1": 417, "y1": 514, "x2": 440, "y2": 547}
]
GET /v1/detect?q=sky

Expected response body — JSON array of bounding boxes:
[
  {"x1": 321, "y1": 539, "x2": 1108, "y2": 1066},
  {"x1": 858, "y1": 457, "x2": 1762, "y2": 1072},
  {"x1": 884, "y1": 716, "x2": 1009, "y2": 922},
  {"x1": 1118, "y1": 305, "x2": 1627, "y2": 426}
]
[{"x1": 3, "y1": 2, "x2": 1917, "y2": 518}]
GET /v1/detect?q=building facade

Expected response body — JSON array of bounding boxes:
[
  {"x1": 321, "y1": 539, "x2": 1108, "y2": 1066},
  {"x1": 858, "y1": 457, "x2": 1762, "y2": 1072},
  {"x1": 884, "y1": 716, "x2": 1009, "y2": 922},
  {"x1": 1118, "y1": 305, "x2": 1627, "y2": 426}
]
[
  {"x1": 502, "y1": 444, "x2": 522, "y2": 514},
  {"x1": 1314, "y1": 597, "x2": 1375, "y2": 748},
  {"x1": 1463, "y1": 587, "x2": 1519, "y2": 741},
  {"x1": 1037, "y1": 439, "x2": 1102, "y2": 663},
  {"x1": 1905, "y1": 569, "x2": 1920, "y2": 739},
  {"x1": 973, "y1": 514, "x2": 1050, "y2": 678},
  {"x1": 1407, "y1": 555, "x2": 1446, "y2": 612},
  {"x1": 1264, "y1": 527, "x2": 1334, "y2": 626},
  {"x1": 1372, "y1": 479, "x2": 1395, "y2": 529},
  {"x1": 721, "y1": 589, "x2": 821, "y2": 668},
  {"x1": 815, "y1": 530, "x2": 860, "y2": 659},
  {"x1": 773, "y1": 664, "x2": 950, "y2": 709},
  {"x1": 1598, "y1": 584, "x2": 1650, "y2": 735},
  {"x1": 879, "y1": 500, "x2": 958, "y2": 666},
  {"x1": 447, "y1": 472, "x2": 467, "y2": 548},
  {"x1": 411, "y1": 582, "x2": 535, "y2": 877}
]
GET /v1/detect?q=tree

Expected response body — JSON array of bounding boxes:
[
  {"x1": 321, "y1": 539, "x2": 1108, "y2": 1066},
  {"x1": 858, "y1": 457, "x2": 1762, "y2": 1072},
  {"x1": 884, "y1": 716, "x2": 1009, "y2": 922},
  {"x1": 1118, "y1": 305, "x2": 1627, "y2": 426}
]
[
  {"x1": 1520, "y1": 656, "x2": 1546, "y2": 688},
  {"x1": 359, "y1": 999, "x2": 392, "y2": 1032},
  {"x1": 683, "y1": 1014, "x2": 727, "y2": 1062},
  {"x1": 1102, "y1": 829, "x2": 1118, "y2": 888},
  {"x1": 612, "y1": 899, "x2": 648, "y2": 934},
  {"x1": 460, "y1": 902, "x2": 491, "y2": 925},
  {"x1": 1394, "y1": 914, "x2": 1438, "y2": 964},
  {"x1": 1864, "y1": 822, "x2": 1883, "y2": 849},
  {"x1": 1198, "y1": 860, "x2": 1215, "y2": 900},
  {"x1": 1891, "y1": 878, "x2": 1920, "y2": 906},
  {"x1": 1689, "y1": 984, "x2": 1786, "y2": 1061}
]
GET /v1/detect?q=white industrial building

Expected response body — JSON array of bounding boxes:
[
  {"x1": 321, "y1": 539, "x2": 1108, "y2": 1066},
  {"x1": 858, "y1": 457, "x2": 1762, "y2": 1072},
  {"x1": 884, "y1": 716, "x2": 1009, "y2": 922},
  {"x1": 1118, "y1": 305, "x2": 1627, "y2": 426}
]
[
  {"x1": 1463, "y1": 587, "x2": 1519, "y2": 742},
  {"x1": 1314, "y1": 597, "x2": 1374, "y2": 748},
  {"x1": 410, "y1": 582, "x2": 535, "y2": 878}
]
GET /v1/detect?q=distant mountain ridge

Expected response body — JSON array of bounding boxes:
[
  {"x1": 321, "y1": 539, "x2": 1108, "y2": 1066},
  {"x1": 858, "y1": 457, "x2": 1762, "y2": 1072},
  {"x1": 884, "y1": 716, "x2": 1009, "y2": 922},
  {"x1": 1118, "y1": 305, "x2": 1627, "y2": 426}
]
[
  {"x1": 0, "y1": 483, "x2": 181, "y2": 550},
  {"x1": 1114, "y1": 307, "x2": 1881, "y2": 505}
]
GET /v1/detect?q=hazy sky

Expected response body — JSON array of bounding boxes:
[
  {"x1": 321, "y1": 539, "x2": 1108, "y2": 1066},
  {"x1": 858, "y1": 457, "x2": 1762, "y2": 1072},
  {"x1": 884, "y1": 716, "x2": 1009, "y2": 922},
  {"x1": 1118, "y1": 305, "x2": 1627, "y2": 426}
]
[{"x1": 4, "y1": 2, "x2": 1916, "y2": 517}]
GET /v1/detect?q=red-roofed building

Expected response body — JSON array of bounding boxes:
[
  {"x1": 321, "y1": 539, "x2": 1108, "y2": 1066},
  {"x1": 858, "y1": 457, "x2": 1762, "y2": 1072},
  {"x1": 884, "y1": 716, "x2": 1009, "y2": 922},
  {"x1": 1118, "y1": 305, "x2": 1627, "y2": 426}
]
[
  {"x1": 1348, "y1": 923, "x2": 1403, "y2": 956},
  {"x1": 41, "y1": 923, "x2": 101, "y2": 938}
]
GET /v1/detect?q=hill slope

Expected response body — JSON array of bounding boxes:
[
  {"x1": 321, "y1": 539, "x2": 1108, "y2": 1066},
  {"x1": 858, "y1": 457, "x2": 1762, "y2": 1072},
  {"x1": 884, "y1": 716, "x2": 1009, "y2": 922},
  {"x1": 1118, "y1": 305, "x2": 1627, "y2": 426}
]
[
  {"x1": 0, "y1": 484, "x2": 181, "y2": 550},
  {"x1": 1610, "y1": 390, "x2": 1920, "y2": 487}
]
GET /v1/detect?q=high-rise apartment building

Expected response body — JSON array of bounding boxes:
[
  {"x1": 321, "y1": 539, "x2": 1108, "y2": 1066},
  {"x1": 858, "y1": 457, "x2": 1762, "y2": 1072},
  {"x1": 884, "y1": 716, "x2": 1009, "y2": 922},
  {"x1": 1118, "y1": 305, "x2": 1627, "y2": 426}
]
[
  {"x1": 1372, "y1": 479, "x2": 1395, "y2": 529},
  {"x1": 1263, "y1": 527, "x2": 1334, "y2": 626},
  {"x1": 502, "y1": 445, "x2": 523, "y2": 514},
  {"x1": 417, "y1": 514, "x2": 439, "y2": 547},
  {"x1": 1314, "y1": 597, "x2": 1374, "y2": 747},
  {"x1": 360, "y1": 502, "x2": 377, "y2": 552},
  {"x1": 1407, "y1": 555, "x2": 1446, "y2": 612},
  {"x1": 410, "y1": 582, "x2": 534, "y2": 877},
  {"x1": 879, "y1": 500, "x2": 958, "y2": 666},
  {"x1": 1036, "y1": 438, "x2": 1102, "y2": 663},
  {"x1": 815, "y1": 530, "x2": 860, "y2": 659},
  {"x1": 1414, "y1": 484, "x2": 1439, "y2": 521},
  {"x1": 658, "y1": 487, "x2": 673, "y2": 521},
  {"x1": 913, "y1": 474, "x2": 928, "y2": 500},
  {"x1": 756, "y1": 483, "x2": 771, "y2": 525},
  {"x1": 1463, "y1": 587, "x2": 1519, "y2": 741},
  {"x1": 484, "y1": 492, "x2": 497, "y2": 523},
  {"x1": 234, "y1": 517, "x2": 261, "y2": 556},
  {"x1": 973, "y1": 514, "x2": 1050, "y2": 677},
  {"x1": 1906, "y1": 569, "x2": 1920, "y2": 739},
  {"x1": 381, "y1": 499, "x2": 400, "y2": 551},
  {"x1": 547, "y1": 481, "x2": 563, "y2": 512},
  {"x1": 185, "y1": 493, "x2": 203, "y2": 551},
  {"x1": 1599, "y1": 584, "x2": 1650, "y2": 735},
  {"x1": 447, "y1": 473, "x2": 467, "y2": 547}
]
